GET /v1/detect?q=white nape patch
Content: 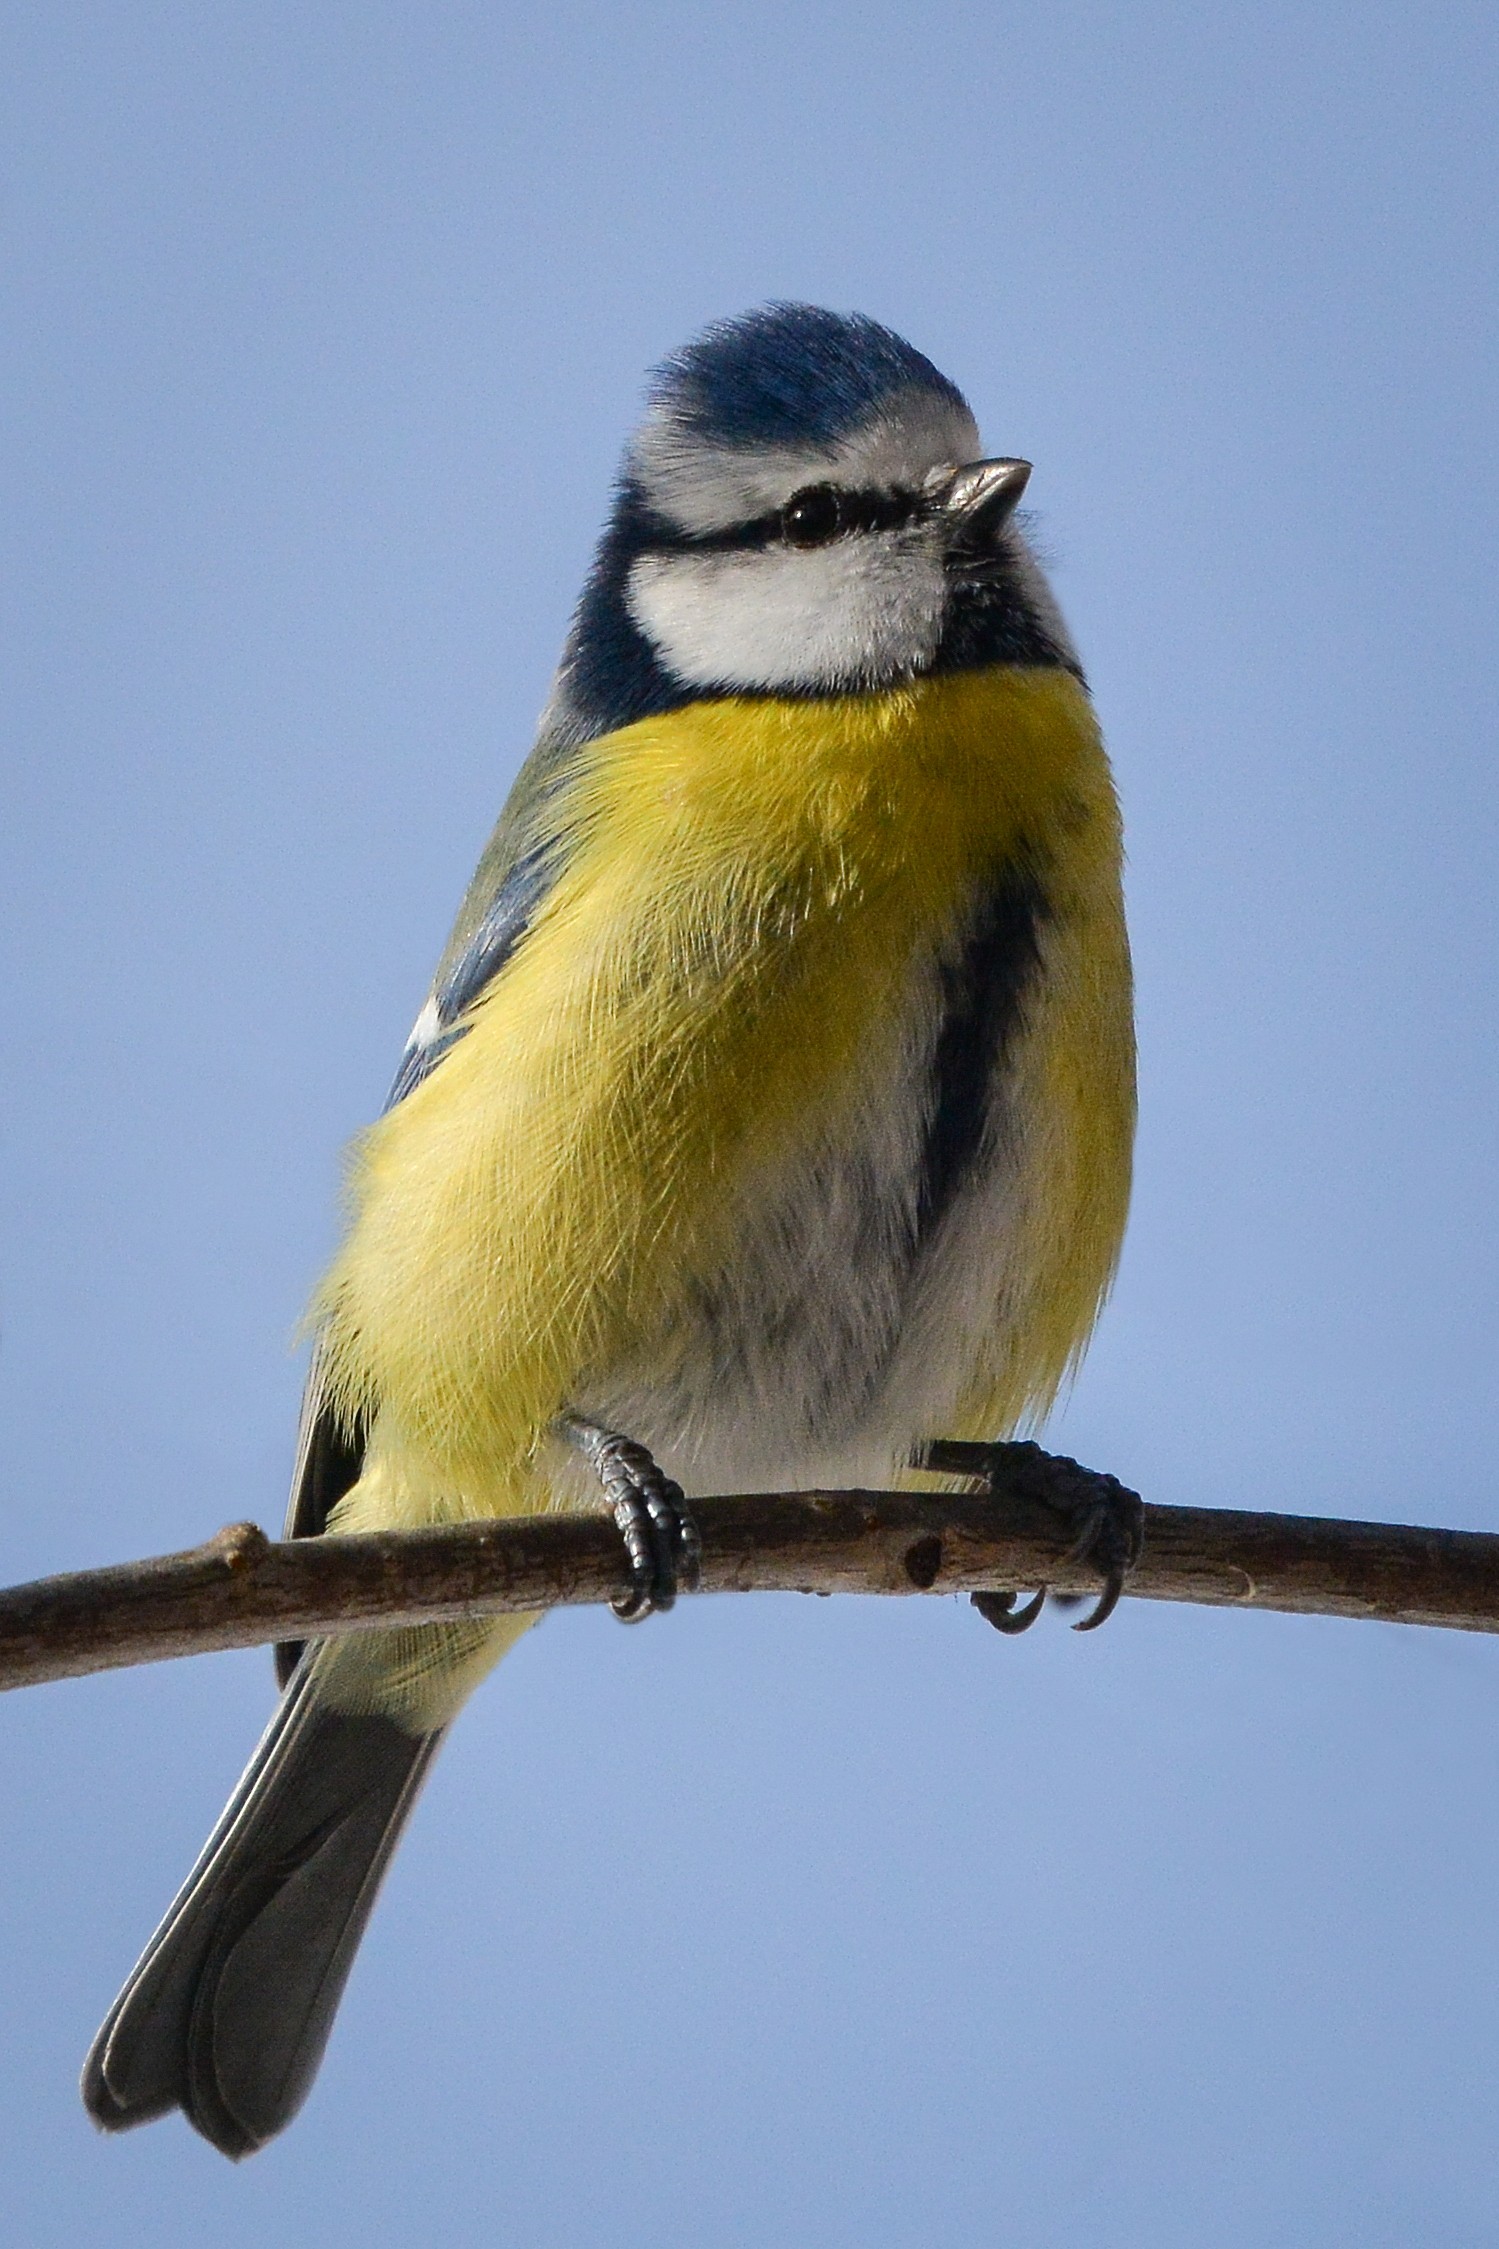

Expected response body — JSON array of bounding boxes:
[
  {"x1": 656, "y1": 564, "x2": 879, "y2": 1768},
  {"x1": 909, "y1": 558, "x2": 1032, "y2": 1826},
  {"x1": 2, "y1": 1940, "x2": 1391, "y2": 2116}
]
[
  {"x1": 633, "y1": 386, "x2": 982, "y2": 537},
  {"x1": 628, "y1": 535, "x2": 949, "y2": 693}
]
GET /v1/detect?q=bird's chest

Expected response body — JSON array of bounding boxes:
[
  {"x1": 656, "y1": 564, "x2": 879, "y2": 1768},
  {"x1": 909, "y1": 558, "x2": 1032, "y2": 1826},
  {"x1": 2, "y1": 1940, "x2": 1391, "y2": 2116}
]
[
  {"x1": 583, "y1": 925, "x2": 1010, "y2": 1487},
  {"x1": 555, "y1": 672, "x2": 1120, "y2": 1486},
  {"x1": 329, "y1": 666, "x2": 1129, "y2": 1499}
]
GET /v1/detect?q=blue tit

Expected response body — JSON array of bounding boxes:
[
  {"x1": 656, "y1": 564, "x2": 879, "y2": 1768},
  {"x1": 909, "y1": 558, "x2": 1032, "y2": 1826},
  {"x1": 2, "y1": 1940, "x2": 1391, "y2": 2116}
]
[{"x1": 83, "y1": 304, "x2": 1135, "y2": 2156}]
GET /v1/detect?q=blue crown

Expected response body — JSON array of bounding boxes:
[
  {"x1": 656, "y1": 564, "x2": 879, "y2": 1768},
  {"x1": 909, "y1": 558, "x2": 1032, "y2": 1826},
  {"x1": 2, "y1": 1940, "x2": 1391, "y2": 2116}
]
[{"x1": 645, "y1": 303, "x2": 969, "y2": 451}]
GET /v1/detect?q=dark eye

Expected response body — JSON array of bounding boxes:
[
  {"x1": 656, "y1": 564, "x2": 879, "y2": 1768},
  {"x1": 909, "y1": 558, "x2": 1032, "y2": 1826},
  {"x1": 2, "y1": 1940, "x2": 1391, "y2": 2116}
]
[{"x1": 780, "y1": 484, "x2": 843, "y2": 548}]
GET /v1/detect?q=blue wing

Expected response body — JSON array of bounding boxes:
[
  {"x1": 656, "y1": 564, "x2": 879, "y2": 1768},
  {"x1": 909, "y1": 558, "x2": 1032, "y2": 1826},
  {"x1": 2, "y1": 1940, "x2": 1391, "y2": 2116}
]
[
  {"x1": 380, "y1": 715, "x2": 588, "y2": 1109},
  {"x1": 278, "y1": 733, "x2": 580, "y2": 1578},
  {"x1": 384, "y1": 840, "x2": 558, "y2": 1107}
]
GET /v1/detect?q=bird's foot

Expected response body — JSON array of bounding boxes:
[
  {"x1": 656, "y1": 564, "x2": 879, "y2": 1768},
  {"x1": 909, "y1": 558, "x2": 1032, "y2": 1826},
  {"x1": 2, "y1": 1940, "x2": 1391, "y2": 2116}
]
[
  {"x1": 918, "y1": 1438, "x2": 1143, "y2": 1635},
  {"x1": 558, "y1": 1415, "x2": 702, "y2": 1622}
]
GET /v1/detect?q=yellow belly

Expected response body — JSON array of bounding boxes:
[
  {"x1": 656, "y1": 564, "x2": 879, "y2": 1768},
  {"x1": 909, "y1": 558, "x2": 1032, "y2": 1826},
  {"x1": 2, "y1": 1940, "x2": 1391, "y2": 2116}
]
[{"x1": 315, "y1": 664, "x2": 1133, "y2": 1531}]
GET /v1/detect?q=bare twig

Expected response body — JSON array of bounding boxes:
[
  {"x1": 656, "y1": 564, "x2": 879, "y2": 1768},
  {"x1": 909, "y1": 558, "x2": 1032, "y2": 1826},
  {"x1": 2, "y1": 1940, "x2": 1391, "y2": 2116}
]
[{"x1": 3, "y1": 1443, "x2": 1498, "y2": 1693}]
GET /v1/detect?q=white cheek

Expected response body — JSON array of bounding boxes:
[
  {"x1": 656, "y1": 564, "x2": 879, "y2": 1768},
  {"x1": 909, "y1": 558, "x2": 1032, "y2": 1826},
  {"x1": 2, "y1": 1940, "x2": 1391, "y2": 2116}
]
[{"x1": 626, "y1": 540, "x2": 948, "y2": 692}]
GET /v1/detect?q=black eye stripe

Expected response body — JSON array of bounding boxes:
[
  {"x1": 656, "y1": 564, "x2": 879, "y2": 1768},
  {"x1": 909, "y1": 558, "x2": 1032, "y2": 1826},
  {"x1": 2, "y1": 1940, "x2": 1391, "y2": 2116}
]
[{"x1": 654, "y1": 484, "x2": 926, "y2": 555}]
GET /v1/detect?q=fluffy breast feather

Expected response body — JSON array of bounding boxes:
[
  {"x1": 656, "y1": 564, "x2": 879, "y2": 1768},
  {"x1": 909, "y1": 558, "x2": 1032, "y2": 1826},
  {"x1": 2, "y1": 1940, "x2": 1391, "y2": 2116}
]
[{"x1": 315, "y1": 666, "x2": 1132, "y2": 1521}]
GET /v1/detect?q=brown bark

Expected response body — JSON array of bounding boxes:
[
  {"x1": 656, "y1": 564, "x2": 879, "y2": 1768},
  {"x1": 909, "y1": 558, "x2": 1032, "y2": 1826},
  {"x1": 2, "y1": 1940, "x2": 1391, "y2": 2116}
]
[{"x1": 2, "y1": 1443, "x2": 1496, "y2": 1693}]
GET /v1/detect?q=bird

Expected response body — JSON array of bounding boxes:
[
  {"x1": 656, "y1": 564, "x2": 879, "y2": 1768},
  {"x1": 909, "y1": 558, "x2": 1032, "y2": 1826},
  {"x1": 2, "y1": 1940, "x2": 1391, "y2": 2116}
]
[{"x1": 82, "y1": 303, "x2": 1136, "y2": 2157}]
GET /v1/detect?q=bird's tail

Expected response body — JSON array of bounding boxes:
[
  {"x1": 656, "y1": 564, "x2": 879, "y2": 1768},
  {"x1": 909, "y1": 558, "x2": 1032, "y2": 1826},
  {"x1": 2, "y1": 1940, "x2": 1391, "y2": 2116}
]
[{"x1": 81, "y1": 1651, "x2": 442, "y2": 2159}]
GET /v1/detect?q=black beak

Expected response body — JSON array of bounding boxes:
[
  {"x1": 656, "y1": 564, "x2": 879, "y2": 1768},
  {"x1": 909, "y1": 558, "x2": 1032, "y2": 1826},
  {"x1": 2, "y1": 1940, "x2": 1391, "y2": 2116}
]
[{"x1": 937, "y1": 456, "x2": 1032, "y2": 549}]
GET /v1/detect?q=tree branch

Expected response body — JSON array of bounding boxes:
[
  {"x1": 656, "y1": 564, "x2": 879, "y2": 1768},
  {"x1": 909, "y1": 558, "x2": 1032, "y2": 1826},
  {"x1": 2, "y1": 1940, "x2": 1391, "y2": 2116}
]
[{"x1": 4, "y1": 1443, "x2": 1498, "y2": 1693}]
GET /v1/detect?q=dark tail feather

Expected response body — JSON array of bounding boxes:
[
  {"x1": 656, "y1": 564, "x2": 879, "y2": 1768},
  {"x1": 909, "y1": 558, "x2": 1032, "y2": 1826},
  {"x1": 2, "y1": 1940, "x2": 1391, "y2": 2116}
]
[{"x1": 82, "y1": 1657, "x2": 441, "y2": 2159}]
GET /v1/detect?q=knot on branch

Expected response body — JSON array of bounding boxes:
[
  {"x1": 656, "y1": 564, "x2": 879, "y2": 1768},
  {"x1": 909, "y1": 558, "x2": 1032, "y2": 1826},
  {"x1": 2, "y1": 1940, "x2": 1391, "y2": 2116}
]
[{"x1": 209, "y1": 1522, "x2": 271, "y2": 1574}]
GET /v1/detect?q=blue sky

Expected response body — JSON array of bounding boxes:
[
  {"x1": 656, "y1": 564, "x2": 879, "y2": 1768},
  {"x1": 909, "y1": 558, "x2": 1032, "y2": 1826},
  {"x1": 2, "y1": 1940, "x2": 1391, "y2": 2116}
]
[{"x1": 2, "y1": 3, "x2": 1497, "y2": 2241}]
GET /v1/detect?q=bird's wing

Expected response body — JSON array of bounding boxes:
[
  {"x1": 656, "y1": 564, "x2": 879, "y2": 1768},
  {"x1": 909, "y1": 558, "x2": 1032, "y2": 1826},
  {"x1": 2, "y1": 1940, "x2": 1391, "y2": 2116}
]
[
  {"x1": 384, "y1": 836, "x2": 559, "y2": 1105},
  {"x1": 384, "y1": 718, "x2": 583, "y2": 1107},
  {"x1": 276, "y1": 731, "x2": 584, "y2": 1671}
]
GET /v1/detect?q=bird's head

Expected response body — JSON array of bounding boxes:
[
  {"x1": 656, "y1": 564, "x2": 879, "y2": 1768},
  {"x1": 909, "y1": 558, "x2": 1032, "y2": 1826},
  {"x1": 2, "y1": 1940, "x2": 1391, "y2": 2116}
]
[{"x1": 547, "y1": 304, "x2": 1077, "y2": 745}]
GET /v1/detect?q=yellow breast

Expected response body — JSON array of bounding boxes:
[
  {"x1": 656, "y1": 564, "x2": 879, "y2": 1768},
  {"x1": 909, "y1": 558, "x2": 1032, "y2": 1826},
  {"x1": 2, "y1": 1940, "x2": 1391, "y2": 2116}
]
[{"x1": 315, "y1": 664, "x2": 1133, "y2": 1522}]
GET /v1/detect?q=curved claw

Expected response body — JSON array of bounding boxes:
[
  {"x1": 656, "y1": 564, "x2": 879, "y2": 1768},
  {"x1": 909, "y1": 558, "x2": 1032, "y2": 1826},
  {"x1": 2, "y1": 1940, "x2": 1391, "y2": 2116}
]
[
  {"x1": 971, "y1": 1587, "x2": 1047, "y2": 1636},
  {"x1": 1071, "y1": 1564, "x2": 1127, "y2": 1633},
  {"x1": 1061, "y1": 1487, "x2": 1142, "y2": 1630}
]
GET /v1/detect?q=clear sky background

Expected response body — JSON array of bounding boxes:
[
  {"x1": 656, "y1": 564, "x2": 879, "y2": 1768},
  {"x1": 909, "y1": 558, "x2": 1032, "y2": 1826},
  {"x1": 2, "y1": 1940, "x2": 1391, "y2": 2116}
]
[{"x1": 3, "y1": 3, "x2": 1497, "y2": 2241}]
